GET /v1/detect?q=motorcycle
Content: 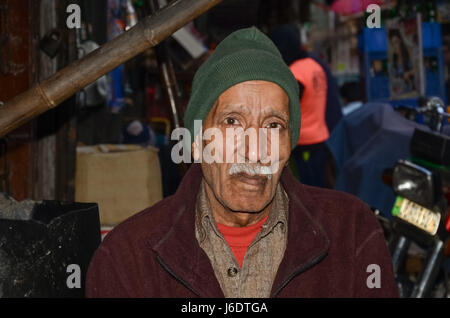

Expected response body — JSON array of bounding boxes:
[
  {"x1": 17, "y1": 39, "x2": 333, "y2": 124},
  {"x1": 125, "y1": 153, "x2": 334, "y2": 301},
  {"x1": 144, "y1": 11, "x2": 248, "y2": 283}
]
[{"x1": 377, "y1": 96, "x2": 450, "y2": 298}]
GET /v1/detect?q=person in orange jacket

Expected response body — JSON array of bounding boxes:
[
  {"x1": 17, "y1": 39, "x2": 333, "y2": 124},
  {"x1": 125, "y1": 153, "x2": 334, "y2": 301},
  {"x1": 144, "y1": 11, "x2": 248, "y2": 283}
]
[{"x1": 271, "y1": 24, "x2": 342, "y2": 188}]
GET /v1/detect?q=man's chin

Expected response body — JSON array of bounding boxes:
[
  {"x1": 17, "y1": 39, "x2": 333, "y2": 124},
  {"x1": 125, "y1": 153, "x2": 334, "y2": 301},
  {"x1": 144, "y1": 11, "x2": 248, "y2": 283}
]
[
  {"x1": 225, "y1": 204, "x2": 268, "y2": 214},
  {"x1": 222, "y1": 195, "x2": 271, "y2": 214}
]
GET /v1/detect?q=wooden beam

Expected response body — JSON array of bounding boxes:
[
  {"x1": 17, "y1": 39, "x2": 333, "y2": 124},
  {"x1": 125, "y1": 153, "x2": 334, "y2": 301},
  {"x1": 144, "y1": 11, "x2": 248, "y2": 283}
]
[{"x1": 0, "y1": 0, "x2": 223, "y2": 137}]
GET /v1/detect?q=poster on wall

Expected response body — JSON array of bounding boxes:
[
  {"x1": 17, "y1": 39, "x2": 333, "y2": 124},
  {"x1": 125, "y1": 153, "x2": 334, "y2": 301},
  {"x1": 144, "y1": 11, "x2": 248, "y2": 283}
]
[{"x1": 386, "y1": 16, "x2": 424, "y2": 99}]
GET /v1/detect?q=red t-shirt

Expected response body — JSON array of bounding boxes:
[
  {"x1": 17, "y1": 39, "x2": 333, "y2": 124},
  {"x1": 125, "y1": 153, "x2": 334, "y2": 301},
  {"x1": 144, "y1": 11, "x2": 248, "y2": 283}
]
[{"x1": 217, "y1": 216, "x2": 269, "y2": 267}]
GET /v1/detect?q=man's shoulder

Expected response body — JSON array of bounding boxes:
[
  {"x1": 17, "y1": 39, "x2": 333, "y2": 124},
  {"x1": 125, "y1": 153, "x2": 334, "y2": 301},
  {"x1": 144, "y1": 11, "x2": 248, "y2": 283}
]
[
  {"x1": 282, "y1": 169, "x2": 376, "y2": 224},
  {"x1": 301, "y1": 184, "x2": 371, "y2": 214},
  {"x1": 296, "y1": 184, "x2": 381, "y2": 235},
  {"x1": 100, "y1": 194, "x2": 181, "y2": 250}
]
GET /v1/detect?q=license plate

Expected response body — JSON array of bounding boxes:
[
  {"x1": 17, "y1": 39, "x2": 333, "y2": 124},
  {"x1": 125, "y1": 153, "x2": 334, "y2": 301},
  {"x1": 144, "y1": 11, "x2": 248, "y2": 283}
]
[{"x1": 392, "y1": 196, "x2": 441, "y2": 235}]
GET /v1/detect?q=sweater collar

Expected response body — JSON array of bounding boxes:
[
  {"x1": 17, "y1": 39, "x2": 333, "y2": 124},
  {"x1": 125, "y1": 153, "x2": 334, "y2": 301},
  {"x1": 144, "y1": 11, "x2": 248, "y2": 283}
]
[{"x1": 147, "y1": 164, "x2": 330, "y2": 297}]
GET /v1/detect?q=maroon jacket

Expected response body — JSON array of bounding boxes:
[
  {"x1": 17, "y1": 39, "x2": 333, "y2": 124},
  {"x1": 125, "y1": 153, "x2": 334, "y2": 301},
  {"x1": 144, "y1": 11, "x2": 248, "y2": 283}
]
[{"x1": 86, "y1": 164, "x2": 398, "y2": 297}]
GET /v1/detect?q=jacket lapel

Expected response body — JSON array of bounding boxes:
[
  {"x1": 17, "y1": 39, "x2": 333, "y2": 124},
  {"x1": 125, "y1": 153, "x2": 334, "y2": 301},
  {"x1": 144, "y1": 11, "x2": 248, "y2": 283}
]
[
  {"x1": 147, "y1": 164, "x2": 224, "y2": 297},
  {"x1": 271, "y1": 168, "x2": 331, "y2": 297}
]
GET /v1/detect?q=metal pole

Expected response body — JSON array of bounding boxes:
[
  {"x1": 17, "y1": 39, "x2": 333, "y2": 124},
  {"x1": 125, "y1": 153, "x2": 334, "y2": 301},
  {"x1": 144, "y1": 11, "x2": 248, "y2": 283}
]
[
  {"x1": 0, "y1": 0, "x2": 223, "y2": 137},
  {"x1": 149, "y1": 0, "x2": 184, "y2": 130},
  {"x1": 411, "y1": 239, "x2": 444, "y2": 298},
  {"x1": 391, "y1": 235, "x2": 410, "y2": 274}
]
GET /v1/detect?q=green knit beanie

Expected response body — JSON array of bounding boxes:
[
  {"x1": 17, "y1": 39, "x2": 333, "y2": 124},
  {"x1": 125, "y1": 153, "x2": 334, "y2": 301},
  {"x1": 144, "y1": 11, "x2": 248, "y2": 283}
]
[{"x1": 184, "y1": 26, "x2": 300, "y2": 149}]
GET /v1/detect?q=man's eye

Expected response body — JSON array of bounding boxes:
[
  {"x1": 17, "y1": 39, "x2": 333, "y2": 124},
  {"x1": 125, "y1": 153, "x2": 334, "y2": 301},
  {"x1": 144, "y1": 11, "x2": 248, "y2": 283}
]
[
  {"x1": 267, "y1": 122, "x2": 282, "y2": 129},
  {"x1": 225, "y1": 118, "x2": 239, "y2": 125}
]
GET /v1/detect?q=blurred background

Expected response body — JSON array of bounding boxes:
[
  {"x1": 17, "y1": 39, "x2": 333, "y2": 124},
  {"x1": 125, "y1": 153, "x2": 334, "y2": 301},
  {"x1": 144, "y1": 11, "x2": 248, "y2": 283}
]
[{"x1": 0, "y1": 0, "x2": 450, "y2": 297}]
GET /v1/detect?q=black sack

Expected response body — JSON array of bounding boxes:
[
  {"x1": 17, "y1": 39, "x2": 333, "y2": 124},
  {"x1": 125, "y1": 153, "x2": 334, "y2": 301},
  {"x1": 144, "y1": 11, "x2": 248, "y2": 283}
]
[{"x1": 0, "y1": 199, "x2": 101, "y2": 298}]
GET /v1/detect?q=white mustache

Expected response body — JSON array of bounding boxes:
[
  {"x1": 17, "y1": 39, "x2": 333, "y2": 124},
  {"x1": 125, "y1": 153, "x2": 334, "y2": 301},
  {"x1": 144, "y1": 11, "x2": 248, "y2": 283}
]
[{"x1": 228, "y1": 163, "x2": 273, "y2": 180}]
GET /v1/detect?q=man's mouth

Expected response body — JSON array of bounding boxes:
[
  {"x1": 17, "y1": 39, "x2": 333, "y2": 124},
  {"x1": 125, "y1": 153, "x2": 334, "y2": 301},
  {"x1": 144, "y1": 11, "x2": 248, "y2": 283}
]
[{"x1": 233, "y1": 172, "x2": 268, "y2": 187}]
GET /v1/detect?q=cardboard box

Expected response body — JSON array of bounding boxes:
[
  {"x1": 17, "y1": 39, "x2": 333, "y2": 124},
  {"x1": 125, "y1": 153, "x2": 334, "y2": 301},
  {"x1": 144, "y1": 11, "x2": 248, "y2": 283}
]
[{"x1": 75, "y1": 144, "x2": 163, "y2": 226}]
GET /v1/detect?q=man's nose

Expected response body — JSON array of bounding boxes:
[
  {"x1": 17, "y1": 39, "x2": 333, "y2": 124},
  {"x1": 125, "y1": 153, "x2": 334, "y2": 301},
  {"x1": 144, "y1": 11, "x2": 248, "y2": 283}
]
[{"x1": 242, "y1": 126, "x2": 270, "y2": 163}]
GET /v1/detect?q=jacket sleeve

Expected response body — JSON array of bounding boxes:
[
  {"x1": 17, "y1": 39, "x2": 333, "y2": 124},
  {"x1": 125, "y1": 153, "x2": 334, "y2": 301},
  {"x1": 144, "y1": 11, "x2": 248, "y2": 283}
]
[
  {"x1": 85, "y1": 246, "x2": 131, "y2": 298},
  {"x1": 353, "y1": 219, "x2": 399, "y2": 297}
]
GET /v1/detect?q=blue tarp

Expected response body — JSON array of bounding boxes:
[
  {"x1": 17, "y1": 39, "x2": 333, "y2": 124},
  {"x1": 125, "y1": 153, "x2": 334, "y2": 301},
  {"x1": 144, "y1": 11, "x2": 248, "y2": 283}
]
[{"x1": 327, "y1": 102, "x2": 428, "y2": 218}]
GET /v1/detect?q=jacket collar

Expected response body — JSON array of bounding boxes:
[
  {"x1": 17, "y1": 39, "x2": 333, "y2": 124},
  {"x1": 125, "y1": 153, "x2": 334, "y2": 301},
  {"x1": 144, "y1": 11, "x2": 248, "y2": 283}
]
[{"x1": 146, "y1": 164, "x2": 330, "y2": 297}]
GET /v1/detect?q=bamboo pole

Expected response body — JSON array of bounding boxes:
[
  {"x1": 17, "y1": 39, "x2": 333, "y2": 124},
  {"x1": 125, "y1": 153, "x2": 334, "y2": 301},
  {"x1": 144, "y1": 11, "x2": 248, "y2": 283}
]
[{"x1": 0, "y1": 0, "x2": 223, "y2": 137}]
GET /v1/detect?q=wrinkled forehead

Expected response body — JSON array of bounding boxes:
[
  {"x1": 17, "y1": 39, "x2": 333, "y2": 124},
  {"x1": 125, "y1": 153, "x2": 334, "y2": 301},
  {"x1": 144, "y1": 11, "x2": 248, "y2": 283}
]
[{"x1": 208, "y1": 80, "x2": 290, "y2": 120}]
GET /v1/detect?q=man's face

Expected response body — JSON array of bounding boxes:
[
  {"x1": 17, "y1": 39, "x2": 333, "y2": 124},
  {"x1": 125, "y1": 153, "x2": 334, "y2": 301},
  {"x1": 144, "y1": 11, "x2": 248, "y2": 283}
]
[{"x1": 194, "y1": 80, "x2": 291, "y2": 213}]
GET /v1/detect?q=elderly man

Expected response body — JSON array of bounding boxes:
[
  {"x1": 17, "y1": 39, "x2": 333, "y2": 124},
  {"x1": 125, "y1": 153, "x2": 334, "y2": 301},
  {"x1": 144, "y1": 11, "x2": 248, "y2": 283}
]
[{"x1": 86, "y1": 27, "x2": 398, "y2": 298}]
